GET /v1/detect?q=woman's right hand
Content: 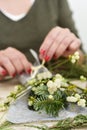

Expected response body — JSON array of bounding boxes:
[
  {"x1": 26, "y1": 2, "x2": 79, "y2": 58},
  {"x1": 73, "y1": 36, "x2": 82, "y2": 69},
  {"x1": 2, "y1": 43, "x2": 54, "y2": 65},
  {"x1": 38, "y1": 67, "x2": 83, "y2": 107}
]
[{"x1": 0, "y1": 47, "x2": 32, "y2": 79}]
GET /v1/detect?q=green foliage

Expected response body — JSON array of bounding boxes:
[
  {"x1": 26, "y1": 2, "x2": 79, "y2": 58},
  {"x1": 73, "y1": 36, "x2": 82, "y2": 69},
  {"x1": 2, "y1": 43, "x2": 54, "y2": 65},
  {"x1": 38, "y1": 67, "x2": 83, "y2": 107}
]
[
  {"x1": 28, "y1": 62, "x2": 87, "y2": 116},
  {"x1": 47, "y1": 57, "x2": 87, "y2": 79},
  {"x1": 33, "y1": 96, "x2": 64, "y2": 116},
  {"x1": 28, "y1": 81, "x2": 67, "y2": 117},
  {"x1": 33, "y1": 84, "x2": 49, "y2": 96},
  {"x1": 24, "y1": 114, "x2": 87, "y2": 130},
  {"x1": 0, "y1": 121, "x2": 13, "y2": 130}
]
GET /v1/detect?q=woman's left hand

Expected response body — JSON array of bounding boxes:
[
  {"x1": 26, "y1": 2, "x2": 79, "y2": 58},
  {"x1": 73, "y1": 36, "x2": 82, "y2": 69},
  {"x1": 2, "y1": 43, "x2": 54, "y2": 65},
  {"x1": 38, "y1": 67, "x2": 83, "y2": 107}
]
[{"x1": 39, "y1": 26, "x2": 81, "y2": 61}]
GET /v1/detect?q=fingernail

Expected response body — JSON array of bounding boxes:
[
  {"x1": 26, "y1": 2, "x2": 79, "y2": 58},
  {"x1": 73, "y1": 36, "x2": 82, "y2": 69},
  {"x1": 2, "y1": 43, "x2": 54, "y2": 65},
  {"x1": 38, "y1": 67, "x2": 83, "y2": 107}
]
[
  {"x1": 45, "y1": 55, "x2": 50, "y2": 62},
  {"x1": 19, "y1": 71, "x2": 24, "y2": 75},
  {"x1": 2, "y1": 70, "x2": 7, "y2": 76},
  {"x1": 27, "y1": 68, "x2": 32, "y2": 74},
  {"x1": 12, "y1": 73, "x2": 16, "y2": 77},
  {"x1": 40, "y1": 49, "x2": 46, "y2": 55},
  {"x1": 53, "y1": 54, "x2": 57, "y2": 59}
]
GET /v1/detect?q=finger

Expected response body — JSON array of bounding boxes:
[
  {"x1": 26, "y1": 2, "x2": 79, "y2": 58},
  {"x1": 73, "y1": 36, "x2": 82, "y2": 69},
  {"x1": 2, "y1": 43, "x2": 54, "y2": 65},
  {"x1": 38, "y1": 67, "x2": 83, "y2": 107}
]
[
  {"x1": 45, "y1": 29, "x2": 71, "y2": 61},
  {"x1": 2, "y1": 49, "x2": 23, "y2": 75},
  {"x1": 0, "y1": 66, "x2": 7, "y2": 76},
  {"x1": 5, "y1": 47, "x2": 32, "y2": 74},
  {"x1": 68, "y1": 38, "x2": 81, "y2": 52},
  {"x1": 39, "y1": 27, "x2": 61, "y2": 57},
  {"x1": 0, "y1": 54, "x2": 16, "y2": 77},
  {"x1": 4, "y1": 50, "x2": 24, "y2": 74},
  {"x1": 63, "y1": 39, "x2": 81, "y2": 57},
  {"x1": 18, "y1": 54, "x2": 32, "y2": 74},
  {"x1": 54, "y1": 35, "x2": 75, "y2": 59}
]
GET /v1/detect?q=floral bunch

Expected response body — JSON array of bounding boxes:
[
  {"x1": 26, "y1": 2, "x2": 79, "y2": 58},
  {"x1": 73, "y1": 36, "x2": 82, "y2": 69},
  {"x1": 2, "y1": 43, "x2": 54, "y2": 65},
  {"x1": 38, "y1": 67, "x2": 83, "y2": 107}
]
[
  {"x1": 0, "y1": 85, "x2": 25, "y2": 111},
  {"x1": 0, "y1": 51, "x2": 87, "y2": 117},
  {"x1": 69, "y1": 51, "x2": 80, "y2": 64},
  {"x1": 28, "y1": 73, "x2": 68, "y2": 116},
  {"x1": 27, "y1": 51, "x2": 87, "y2": 116},
  {"x1": 27, "y1": 71, "x2": 87, "y2": 116},
  {"x1": 67, "y1": 93, "x2": 86, "y2": 107}
]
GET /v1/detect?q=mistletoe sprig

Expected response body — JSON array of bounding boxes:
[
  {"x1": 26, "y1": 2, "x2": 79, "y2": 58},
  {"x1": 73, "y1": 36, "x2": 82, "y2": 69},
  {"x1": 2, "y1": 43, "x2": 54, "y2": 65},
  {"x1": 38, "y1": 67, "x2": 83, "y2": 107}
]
[
  {"x1": 26, "y1": 51, "x2": 87, "y2": 116},
  {"x1": 0, "y1": 51, "x2": 87, "y2": 129},
  {"x1": 47, "y1": 52, "x2": 87, "y2": 79},
  {"x1": 25, "y1": 114, "x2": 87, "y2": 130},
  {"x1": 0, "y1": 114, "x2": 87, "y2": 130},
  {"x1": 0, "y1": 84, "x2": 25, "y2": 111},
  {"x1": 0, "y1": 51, "x2": 87, "y2": 117},
  {"x1": 27, "y1": 72, "x2": 87, "y2": 117}
]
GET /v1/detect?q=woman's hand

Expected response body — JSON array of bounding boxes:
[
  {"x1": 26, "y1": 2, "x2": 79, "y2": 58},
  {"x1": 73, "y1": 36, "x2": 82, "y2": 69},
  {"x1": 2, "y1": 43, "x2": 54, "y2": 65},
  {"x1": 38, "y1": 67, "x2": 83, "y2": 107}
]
[
  {"x1": 39, "y1": 26, "x2": 81, "y2": 61},
  {"x1": 0, "y1": 47, "x2": 32, "y2": 78}
]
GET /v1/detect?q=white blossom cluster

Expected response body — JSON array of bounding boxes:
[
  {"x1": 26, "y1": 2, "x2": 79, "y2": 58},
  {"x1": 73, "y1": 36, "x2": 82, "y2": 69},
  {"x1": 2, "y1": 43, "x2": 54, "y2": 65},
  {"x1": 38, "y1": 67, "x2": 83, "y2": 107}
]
[
  {"x1": 69, "y1": 51, "x2": 80, "y2": 64},
  {"x1": 0, "y1": 101, "x2": 7, "y2": 111},
  {"x1": 36, "y1": 71, "x2": 52, "y2": 80},
  {"x1": 67, "y1": 93, "x2": 86, "y2": 107},
  {"x1": 47, "y1": 74, "x2": 68, "y2": 95},
  {"x1": 80, "y1": 75, "x2": 87, "y2": 81},
  {"x1": 0, "y1": 85, "x2": 24, "y2": 112},
  {"x1": 28, "y1": 100, "x2": 33, "y2": 106}
]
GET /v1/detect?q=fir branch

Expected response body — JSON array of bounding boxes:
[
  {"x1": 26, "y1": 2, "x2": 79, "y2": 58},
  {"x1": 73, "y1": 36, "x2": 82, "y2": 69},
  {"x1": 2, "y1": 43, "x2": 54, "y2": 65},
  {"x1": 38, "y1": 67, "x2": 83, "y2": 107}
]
[
  {"x1": 0, "y1": 121, "x2": 13, "y2": 130},
  {"x1": 24, "y1": 114, "x2": 87, "y2": 130},
  {"x1": 33, "y1": 98, "x2": 64, "y2": 117},
  {"x1": 24, "y1": 124, "x2": 48, "y2": 130}
]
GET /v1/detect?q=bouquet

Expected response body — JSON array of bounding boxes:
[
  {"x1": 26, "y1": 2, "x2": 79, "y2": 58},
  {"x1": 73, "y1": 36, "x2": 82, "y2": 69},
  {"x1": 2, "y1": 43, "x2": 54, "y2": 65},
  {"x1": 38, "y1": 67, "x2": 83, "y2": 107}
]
[
  {"x1": 27, "y1": 72, "x2": 87, "y2": 117},
  {"x1": 0, "y1": 51, "x2": 87, "y2": 117},
  {"x1": 0, "y1": 51, "x2": 87, "y2": 130}
]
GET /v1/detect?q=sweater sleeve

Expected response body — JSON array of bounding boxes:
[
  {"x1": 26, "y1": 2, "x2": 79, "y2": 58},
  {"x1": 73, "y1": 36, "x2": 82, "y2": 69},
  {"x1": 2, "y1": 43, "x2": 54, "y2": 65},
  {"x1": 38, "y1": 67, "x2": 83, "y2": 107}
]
[
  {"x1": 58, "y1": 0, "x2": 84, "y2": 51},
  {"x1": 58, "y1": 0, "x2": 79, "y2": 36}
]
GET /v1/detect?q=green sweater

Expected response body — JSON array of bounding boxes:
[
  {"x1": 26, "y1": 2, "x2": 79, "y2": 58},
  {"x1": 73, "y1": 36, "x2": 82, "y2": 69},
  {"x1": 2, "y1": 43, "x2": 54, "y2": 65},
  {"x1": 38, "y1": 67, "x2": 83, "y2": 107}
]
[{"x1": 0, "y1": 0, "x2": 79, "y2": 62}]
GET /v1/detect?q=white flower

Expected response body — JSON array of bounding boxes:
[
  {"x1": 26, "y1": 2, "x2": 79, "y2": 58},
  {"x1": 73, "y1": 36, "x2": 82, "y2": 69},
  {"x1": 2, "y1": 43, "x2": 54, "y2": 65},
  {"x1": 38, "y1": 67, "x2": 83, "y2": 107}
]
[
  {"x1": 59, "y1": 88, "x2": 65, "y2": 91},
  {"x1": 55, "y1": 74, "x2": 63, "y2": 79},
  {"x1": 74, "y1": 51, "x2": 80, "y2": 59},
  {"x1": 75, "y1": 55, "x2": 80, "y2": 60},
  {"x1": 48, "y1": 95, "x2": 54, "y2": 100},
  {"x1": 0, "y1": 106, "x2": 6, "y2": 111},
  {"x1": 47, "y1": 80, "x2": 54, "y2": 88},
  {"x1": 48, "y1": 85, "x2": 57, "y2": 95},
  {"x1": 80, "y1": 75, "x2": 87, "y2": 81},
  {"x1": 61, "y1": 82, "x2": 68, "y2": 87},
  {"x1": 47, "y1": 80, "x2": 57, "y2": 94},
  {"x1": 66, "y1": 96, "x2": 78, "y2": 103},
  {"x1": 37, "y1": 73, "x2": 43, "y2": 80},
  {"x1": 77, "y1": 99, "x2": 86, "y2": 107},
  {"x1": 14, "y1": 85, "x2": 23, "y2": 92},
  {"x1": 69, "y1": 51, "x2": 80, "y2": 64},
  {"x1": 46, "y1": 71, "x2": 52, "y2": 78},
  {"x1": 75, "y1": 94, "x2": 81, "y2": 100},
  {"x1": 54, "y1": 76, "x2": 68, "y2": 87},
  {"x1": 37, "y1": 72, "x2": 52, "y2": 80},
  {"x1": 54, "y1": 79, "x2": 61, "y2": 88},
  {"x1": 61, "y1": 78, "x2": 68, "y2": 87},
  {"x1": 28, "y1": 100, "x2": 33, "y2": 106},
  {"x1": 71, "y1": 58, "x2": 76, "y2": 64},
  {"x1": 32, "y1": 87, "x2": 36, "y2": 91}
]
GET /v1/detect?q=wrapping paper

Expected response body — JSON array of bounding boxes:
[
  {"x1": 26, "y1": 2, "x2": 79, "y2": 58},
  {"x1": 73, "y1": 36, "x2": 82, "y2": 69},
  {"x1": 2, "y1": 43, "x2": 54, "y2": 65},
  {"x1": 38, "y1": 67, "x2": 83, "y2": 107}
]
[{"x1": 6, "y1": 90, "x2": 87, "y2": 123}]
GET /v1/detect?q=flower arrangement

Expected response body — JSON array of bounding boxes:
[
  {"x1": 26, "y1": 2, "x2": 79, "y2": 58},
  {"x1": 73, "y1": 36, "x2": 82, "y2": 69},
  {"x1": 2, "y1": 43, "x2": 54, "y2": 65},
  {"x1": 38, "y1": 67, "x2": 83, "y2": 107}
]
[
  {"x1": 26, "y1": 51, "x2": 87, "y2": 116},
  {"x1": 27, "y1": 72, "x2": 87, "y2": 117},
  {"x1": 0, "y1": 51, "x2": 87, "y2": 129},
  {"x1": 0, "y1": 52, "x2": 87, "y2": 113}
]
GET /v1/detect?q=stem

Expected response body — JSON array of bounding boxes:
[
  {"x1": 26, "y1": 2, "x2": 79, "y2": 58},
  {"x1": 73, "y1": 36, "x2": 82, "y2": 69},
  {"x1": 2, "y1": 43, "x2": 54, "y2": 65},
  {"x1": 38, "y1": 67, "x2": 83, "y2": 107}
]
[
  {"x1": 0, "y1": 111, "x2": 7, "y2": 125},
  {"x1": 69, "y1": 82, "x2": 85, "y2": 91},
  {"x1": 50, "y1": 59, "x2": 69, "y2": 70}
]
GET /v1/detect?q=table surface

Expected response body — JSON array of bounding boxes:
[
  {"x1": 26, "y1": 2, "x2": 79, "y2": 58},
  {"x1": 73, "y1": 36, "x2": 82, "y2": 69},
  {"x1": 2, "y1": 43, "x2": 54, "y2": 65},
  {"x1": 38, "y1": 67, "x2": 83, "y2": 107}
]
[{"x1": 0, "y1": 78, "x2": 87, "y2": 130}]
